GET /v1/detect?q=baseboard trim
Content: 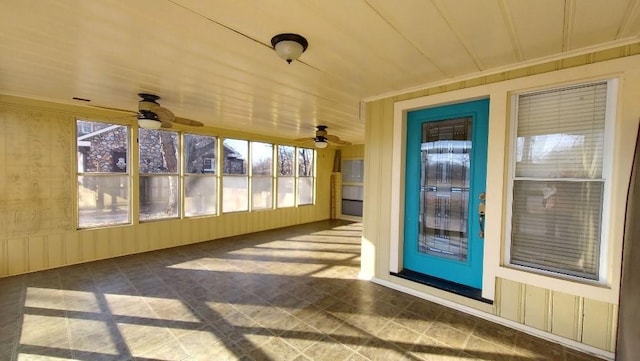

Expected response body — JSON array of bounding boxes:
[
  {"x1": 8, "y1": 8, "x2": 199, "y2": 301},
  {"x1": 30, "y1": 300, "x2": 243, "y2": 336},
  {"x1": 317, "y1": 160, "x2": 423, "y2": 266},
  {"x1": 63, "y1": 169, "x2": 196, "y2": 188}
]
[{"x1": 371, "y1": 276, "x2": 614, "y2": 361}]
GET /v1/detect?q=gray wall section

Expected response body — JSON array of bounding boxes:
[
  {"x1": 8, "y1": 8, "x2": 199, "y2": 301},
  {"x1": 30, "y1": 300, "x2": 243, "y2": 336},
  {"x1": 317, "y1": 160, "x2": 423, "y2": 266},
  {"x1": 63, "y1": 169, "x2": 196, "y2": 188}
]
[{"x1": 616, "y1": 125, "x2": 640, "y2": 360}]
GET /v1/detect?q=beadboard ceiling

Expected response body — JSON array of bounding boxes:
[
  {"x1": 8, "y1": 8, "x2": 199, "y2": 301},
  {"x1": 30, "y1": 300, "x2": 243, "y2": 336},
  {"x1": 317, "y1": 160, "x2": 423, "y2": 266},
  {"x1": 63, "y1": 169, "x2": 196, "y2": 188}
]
[{"x1": 1, "y1": 0, "x2": 639, "y2": 144}]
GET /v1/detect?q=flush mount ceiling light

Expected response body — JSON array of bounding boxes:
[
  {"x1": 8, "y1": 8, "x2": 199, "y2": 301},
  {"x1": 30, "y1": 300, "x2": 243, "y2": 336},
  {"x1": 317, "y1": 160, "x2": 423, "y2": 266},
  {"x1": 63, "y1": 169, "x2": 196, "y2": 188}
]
[{"x1": 271, "y1": 33, "x2": 308, "y2": 64}]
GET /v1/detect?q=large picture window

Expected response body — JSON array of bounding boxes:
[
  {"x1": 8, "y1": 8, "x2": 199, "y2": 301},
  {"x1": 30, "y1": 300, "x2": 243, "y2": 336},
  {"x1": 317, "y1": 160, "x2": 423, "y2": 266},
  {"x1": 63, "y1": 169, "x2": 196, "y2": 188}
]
[
  {"x1": 184, "y1": 134, "x2": 217, "y2": 217},
  {"x1": 508, "y1": 81, "x2": 611, "y2": 280},
  {"x1": 222, "y1": 138, "x2": 249, "y2": 213},
  {"x1": 139, "y1": 129, "x2": 180, "y2": 221},
  {"x1": 297, "y1": 148, "x2": 315, "y2": 205},
  {"x1": 277, "y1": 145, "x2": 295, "y2": 208},
  {"x1": 251, "y1": 142, "x2": 273, "y2": 210},
  {"x1": 76, "y1": 120, "x2": 130, "y2": 228}
]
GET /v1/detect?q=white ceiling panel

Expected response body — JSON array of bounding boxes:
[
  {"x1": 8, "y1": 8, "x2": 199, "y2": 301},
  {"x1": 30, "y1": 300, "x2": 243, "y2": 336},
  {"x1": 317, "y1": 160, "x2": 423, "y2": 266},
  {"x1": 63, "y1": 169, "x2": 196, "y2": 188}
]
[
  {"x1": 437, "y1": 0, "x2": 520, "y2": 69},
  {"x1": 570, "y1": 0, "x2": 634, "y2": 49},
  {"x1": 504, "y1": 0, "x2": 566, "y2": 59},
  {"x1": 1, "y1": 0, "x2": 638, "y2": 144},
  {"x1": 367, "y1": 0, "x2": 479, "y2": 78}
]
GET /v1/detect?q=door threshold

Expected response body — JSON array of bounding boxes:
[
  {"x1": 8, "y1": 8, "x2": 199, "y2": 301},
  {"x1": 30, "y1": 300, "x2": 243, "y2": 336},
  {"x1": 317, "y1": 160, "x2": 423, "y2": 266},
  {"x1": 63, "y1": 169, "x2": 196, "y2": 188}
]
[{"x1": 392, "y1": 269, "x2": 493, "y2": 304}]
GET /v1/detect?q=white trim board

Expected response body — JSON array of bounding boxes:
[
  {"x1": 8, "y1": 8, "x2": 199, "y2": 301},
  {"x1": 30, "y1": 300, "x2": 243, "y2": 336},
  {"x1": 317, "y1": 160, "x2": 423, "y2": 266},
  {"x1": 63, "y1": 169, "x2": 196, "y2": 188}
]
[{"x1": 371, "y1": 277, "x2": 614, "y2": 361}]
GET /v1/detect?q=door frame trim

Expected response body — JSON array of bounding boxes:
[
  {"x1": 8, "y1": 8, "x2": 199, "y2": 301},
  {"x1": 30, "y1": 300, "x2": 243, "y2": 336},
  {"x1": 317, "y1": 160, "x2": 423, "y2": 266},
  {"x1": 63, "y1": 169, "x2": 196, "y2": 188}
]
[{"x1": 390, "y1": 89, "x2": 496, "y2": 301}]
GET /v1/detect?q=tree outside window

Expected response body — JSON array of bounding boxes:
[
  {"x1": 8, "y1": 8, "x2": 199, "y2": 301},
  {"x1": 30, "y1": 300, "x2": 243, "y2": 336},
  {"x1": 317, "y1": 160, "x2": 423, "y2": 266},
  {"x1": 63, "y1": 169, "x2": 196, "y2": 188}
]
[
  {"x1": 139, "y1": 129, "x2": 180, "y2": 221},
  {"x1": 251, "y1": 142, "x2": 273, "y2": 210},
  {"x1": 298, "y1": 148, "x2": 315, "y2": 205},
  {"x1": 277, "y1": 145, "x2": 295, "y2": 208}
]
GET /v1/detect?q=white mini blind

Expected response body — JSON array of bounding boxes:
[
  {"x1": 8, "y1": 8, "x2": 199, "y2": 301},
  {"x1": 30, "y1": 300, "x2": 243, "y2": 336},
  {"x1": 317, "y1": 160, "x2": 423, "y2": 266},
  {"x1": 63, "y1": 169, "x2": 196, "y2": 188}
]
[
  {"x1": 510, "y1": 82, "x2": 608, "y2": 280},
  {"x1": 515, "y1": 82, "x2": 607, "y2": 179}
]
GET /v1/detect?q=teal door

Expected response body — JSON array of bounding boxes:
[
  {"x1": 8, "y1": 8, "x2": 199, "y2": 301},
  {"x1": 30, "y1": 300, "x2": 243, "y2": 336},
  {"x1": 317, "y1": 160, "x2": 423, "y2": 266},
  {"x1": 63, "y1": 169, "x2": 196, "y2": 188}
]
[{"x1": 404, "y1": 99, "x2": 489, "y2": 289}]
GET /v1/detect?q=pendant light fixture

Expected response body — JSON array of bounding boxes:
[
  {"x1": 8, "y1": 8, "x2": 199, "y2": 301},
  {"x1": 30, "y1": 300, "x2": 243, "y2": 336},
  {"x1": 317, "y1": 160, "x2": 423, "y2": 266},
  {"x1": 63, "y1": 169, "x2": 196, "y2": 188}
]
[{"x1": 271, "y1": 33, "x2": 308, "y2": 64}]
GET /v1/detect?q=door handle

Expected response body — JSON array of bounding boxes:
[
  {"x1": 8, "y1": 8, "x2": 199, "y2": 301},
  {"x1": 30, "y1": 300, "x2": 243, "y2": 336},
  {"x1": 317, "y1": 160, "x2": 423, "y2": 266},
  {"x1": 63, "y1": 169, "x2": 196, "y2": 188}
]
[{"x1": 478, "y1": 193, "x2": 486, "y2": 238}]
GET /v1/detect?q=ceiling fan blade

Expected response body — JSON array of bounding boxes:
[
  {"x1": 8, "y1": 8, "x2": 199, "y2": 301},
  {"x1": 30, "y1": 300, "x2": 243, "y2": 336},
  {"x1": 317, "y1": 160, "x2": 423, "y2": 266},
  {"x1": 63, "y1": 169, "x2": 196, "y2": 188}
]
[
  {"x1": 294, "y1": 137, "x2": 315, "y2": 142},
  {"x1": 325, "y1": 135, "x2": 351, "y2": 145},
  {"x1": 160, "y1": 118, "x2": 173, "y2": 128},
  {"x1": 337, "y1": 140, "x2": 352, "y2": 146},
  {"x1": 171, "y1": 118, "x2": 204, "y2": 127},
  {"x1": 153, "y1": 106, "x2": 175, "y2": 122},
  {"x1": 88, "y1": 104, "x2": 138, "y2": 115},
  {"x1": 330, "y1": 139, "x2": 352, "y2": 146}
]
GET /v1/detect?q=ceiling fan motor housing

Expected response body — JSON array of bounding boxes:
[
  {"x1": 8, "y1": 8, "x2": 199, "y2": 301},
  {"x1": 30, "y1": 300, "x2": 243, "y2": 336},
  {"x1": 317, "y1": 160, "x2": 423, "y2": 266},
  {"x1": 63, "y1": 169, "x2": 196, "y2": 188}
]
[
  {"x1": 138, "y1": 93, "x2": 161, "y2": 111},
  {"x1": 316, "y1": 125, "x2": 328, "y2": 137}
]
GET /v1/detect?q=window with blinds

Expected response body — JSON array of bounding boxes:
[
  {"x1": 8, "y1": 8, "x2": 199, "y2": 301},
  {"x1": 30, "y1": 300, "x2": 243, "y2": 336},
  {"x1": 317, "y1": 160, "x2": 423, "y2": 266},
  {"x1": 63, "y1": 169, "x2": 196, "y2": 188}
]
[{"x1": 509, "y1": 81, "x2": 610, "y2": 280}]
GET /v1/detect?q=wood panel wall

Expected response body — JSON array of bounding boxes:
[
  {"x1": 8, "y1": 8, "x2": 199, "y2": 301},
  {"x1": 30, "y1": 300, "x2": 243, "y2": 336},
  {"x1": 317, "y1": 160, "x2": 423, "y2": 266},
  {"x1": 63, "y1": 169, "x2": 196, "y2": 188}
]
[
  {"x1": 362, "y1": 44, "x2": 640, "y2": 354},
  {"x1": 497, "y1": 278, "x2": 617, "y2": 351},
  {"x1": 0, "y1": 95, "x2": 333, "y2": 278}
]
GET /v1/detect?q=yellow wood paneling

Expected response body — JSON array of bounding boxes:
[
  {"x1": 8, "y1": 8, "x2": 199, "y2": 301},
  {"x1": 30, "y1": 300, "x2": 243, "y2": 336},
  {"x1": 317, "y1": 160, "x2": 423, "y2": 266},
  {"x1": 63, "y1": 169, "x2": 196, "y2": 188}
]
[
  {"x1": 122, "y1": 226, "x2": 137, "y2": 255},
  {"x1": 64, "y1": 232, "x2": 81, "y2": 265},
  {"x1": 551, "y1": 291, "x2": 581, "y2": 340},
  {"x1": 594, "y1": 47, "x2": 627, "y2": 63},
  {"x1": 80, "y1": 231, "x2": 97, "y2": 262},
  {"x1": 7, "y1": 237, "x2": 28, "y2": 275},
  {"x1": 582, "y1": 298, "x2": 615, "y2": 351},
  {"x1": 524, "y1": 284, "x2": 550, "y2": 331},
  {"x1": 497, "y1": 278, "x2": 523, "y2": 323},
  {"x1": 28, "y1": 236, "x2": 47, "y2": 272},
  {"x1": 47, "y1": 233, "x2": 65, "y2": 268},
  {"x1": 0, "y1": 239, "x2": 7, "y2": 277},
  {"x1": 109, "y1": 227, "x2": 124, "y2": 257},
  {"x1": 147, "y1": 223, "x2": 161, "y2": 250},
  {"x1": 362, "y1": 44, "x2": 640, "y2": 355},
  {"x1": 341, "y1": 144, "x2": 365, "y2": 159},
  {"x1": 156, "y1": 221, "x2": 169, "y2": 248},
  {"x1": 137, "y1": 224, "x2": 149, "y2": 251},
  {"x1": 376, "y1": 98, "x2": 394, "y2": 277},
  {"x1": 171, "y1": 221, "x2": 183, "y2": 246},
  {"x1": 1, "y1": 95, "x2": 333, "y2": 281},
  {"x1": 96, "y1": 229, "x2": 110, "y2": 260},
  {"x1": 561, "y1": 54, "x2": 590, "y2": 69},
  {"x1": 362, "y1": 100, "x2": 384, "y2": 278}
]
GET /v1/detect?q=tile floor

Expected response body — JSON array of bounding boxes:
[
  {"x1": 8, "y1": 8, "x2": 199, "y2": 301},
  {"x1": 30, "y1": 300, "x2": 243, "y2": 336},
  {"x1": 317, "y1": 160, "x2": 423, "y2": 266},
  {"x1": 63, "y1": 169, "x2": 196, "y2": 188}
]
[{"x1": 0, "y1": 220, "x2": 605, "y2": 361}]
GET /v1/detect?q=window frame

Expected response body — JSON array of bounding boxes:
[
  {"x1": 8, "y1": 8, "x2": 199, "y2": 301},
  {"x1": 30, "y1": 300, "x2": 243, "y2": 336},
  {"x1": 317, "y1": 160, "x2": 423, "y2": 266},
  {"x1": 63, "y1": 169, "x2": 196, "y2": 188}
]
[
  {"x1": 138, "y1": 128, "x2": 181, "y2": 222},
  {"x1": 250, "y1": 141, "x2": 275, "y2": 211},
  {"x1": 183, "y1": 132, "x2": 218, "y2": 218},
  {"x1": 276, "y1": 145, "x2": 296, "y2": 208},
  {"x1": 504, "y1": 78, "x2": 617, "y2": 285},
  {"x1": 222, "y1": 137, "x2": 250, "y2": 213},
  {"x1": 296, "y1": 147, "x2": 316, "y2": 206},
  {"x1": 76, "y1": 120, "x2": 131, "y2": 229}
]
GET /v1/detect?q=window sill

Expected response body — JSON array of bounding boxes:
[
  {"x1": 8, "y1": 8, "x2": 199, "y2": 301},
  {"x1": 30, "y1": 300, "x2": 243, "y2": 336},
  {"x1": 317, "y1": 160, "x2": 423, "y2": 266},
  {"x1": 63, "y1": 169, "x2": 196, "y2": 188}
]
[{"x1": 494, "y1": 265, "x2": 618, "y2": 304}]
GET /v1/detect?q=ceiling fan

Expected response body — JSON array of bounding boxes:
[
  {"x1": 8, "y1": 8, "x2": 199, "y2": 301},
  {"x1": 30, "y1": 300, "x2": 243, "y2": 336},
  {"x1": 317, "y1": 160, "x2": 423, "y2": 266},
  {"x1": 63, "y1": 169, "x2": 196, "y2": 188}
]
[
  {"x1": 296, "y1": 125, "x2": 351, "y2": 148},
  {"x1": 82, "y1": 93, "x2": 204, "y2": 129}
]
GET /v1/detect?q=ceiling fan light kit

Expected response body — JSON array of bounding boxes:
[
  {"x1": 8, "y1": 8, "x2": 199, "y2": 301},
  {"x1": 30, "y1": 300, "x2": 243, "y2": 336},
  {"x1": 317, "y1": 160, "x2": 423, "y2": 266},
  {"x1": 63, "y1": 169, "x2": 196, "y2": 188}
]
[
  {"x1": 314, "y1": 136, "x2": 328, "y2": 148},
  {"x1": 295, "y1": 125, "x2": 350, "y2": 148},
  {"x1": 271, "y1": 33, "x2": 308, "y2": 64},
  {"x1": 137, "y1": 109, "x2": 162, "y2": 130}
]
